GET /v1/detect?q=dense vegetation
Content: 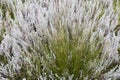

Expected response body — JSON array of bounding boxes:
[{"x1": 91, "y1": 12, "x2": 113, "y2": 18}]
[{"x1": 0, "y1": 0, "x2": 120, "y2": 80}]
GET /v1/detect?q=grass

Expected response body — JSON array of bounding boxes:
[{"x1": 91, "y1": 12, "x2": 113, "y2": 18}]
[
  {"x1": 0, "y1": 3, "x2": 14, "y2": 20},
  {"x1": 14, "y1": 26, "x2": 105, "y2": 79},
  {"x1": 4, "y1": 25, "x2": 106, "y2": 80},
  {"x1": 0, "y1": 27, "x2": 5, "y2": 43},
  {"x1": 0, "y1": 0, "x2": 120, "y2": 80}
]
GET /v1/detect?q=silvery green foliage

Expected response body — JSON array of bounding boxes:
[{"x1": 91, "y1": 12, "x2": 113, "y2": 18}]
[{"x1": 0, "y1": 0, "x2": 120, "y2": 79}]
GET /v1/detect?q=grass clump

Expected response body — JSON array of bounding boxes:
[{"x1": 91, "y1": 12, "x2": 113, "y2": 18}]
[
  {"x1": 8, "y1": 26, "x2": 106, "y2": 80},
  {"x1": 0, "y1": 0, "x2": 120, "y2": 80},
  {"x1": 37, "y1": 26, "x2": 105, "y2": 79}
]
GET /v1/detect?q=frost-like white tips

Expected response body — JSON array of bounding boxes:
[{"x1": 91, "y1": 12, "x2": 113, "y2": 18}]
[{"x1": 0, "y1": 0, "x2": 120, "y2": 79}]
